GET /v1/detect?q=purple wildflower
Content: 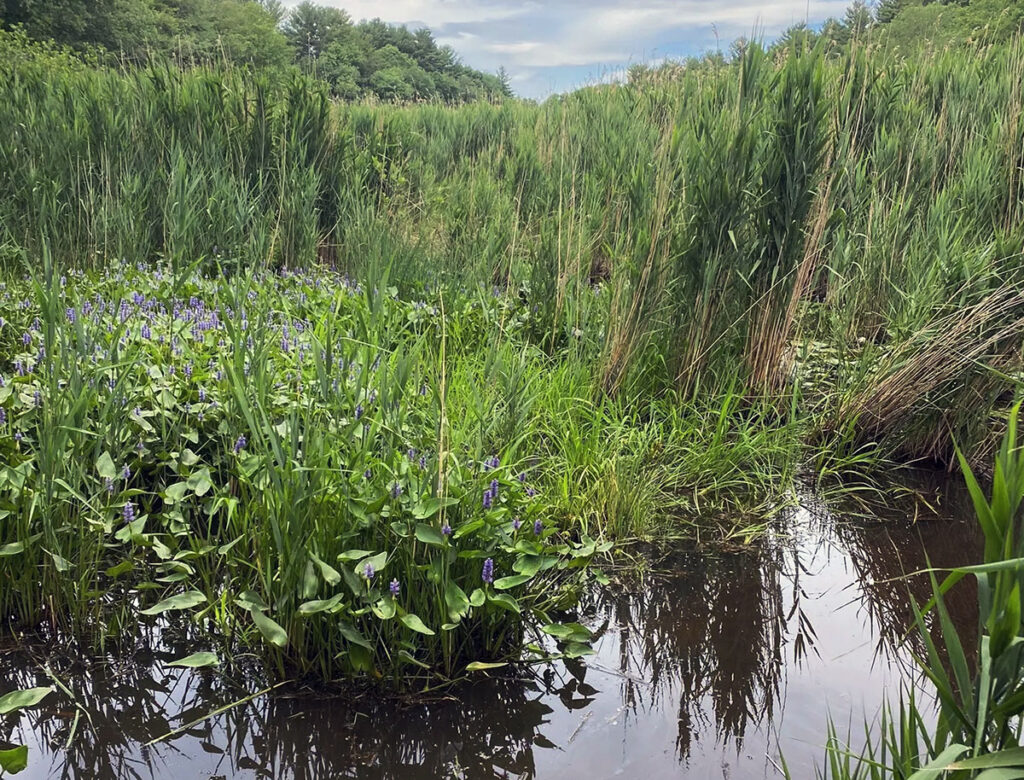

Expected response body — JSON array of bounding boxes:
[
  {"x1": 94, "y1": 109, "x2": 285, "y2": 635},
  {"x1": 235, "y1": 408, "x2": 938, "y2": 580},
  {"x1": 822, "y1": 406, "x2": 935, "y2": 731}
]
[
  {"x1": 513, "y1": 517, "x2": 521, "y2": 531},
  {"x1": 363, "y1": 468, "x2": 372, "y2": 480},
  {"x1": 534, "y1": 519, "x2": 543, "y2": 536},
  {"x1": 483, "y1": 489, "x2": 493, "y2": 510},
  {"x1": 22, "y1": 332, "x2": 30, "y2": 346},
  {"x1": 123, "y1": 501, "x2": 135, "y2": 523},
  {"x1": 122, "y1": 465, "x2": 131, "y2": 481},
  {"x1": 363, "y1": 562, "x2": 375, "y2": 580},
  {"x1": 490, "y1": 478, "x2": 499, "y2": 499},
  {"x1": 0, "y1": 408, "x2": 5, "y2": 425},
  {"x1": 441, "y1": 522, "x2": 452, "y2": 537},
  {"x1": 66, "y1": 307, "x2": 76, "y2": 324},
  {"x1": 234, "y1": 435, "x2": 247, "y2": 453},
  {"x1": 105, "y1": 478, "x2": 114, "y2": 494},
  {"x1": 481, "y1": 558, "x2": 494, "y2": 585},
  {"x1": 14, "y1": 432, "x2": 23, "y2": 442},
  {"x1": 389, "y1": 578, "x2": 400, "y2": 597},
  {"x1": 354, "y1": 404, "x2": 363, "y2": 420},
  {"x1": 391, "y1": 482, "x2": 402, "y2": 499}
]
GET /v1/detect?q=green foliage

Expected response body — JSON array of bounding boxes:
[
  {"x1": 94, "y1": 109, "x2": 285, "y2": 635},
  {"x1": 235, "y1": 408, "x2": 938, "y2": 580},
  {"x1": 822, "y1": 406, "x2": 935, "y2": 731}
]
[{"x1": 817, "y1": 404, "x2": 1024, "y2": 777}]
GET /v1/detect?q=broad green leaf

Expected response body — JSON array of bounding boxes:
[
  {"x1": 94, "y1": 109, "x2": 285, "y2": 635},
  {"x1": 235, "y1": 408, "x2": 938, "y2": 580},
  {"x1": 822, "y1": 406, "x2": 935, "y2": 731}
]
[
  {"x1": 235, "y1": 590, "x2": 268, "y2": 611},
  {"x1": 339, "y1": 622, "x2": 372, "y2": 649},
  {"x1": 541, "y1": 623, "x2": 592, "y2": 642},
  {"x1": 96, "y1": 451, "x2": 117, "y2": 480},
  {"x1": 372, "y1": 598, "x2": 397, "y2": 620},
  {"x1": 337, "y1": 549, "x2": 372, "y2": 562},
  {"x1": 487, "y1": 593, "x2": 521, "y2": 614},
  {"x1": 400, "y1": 613, "x2": 435, "y2": 635},
  {"x1": 163, "y1": 482, "x2": 188, "y2": 503},
  {"x1": 0, "y1": 542, "x2": 25, "y2": 557},
  {"x1": 444, "y1": 580, "x2": 470, "y2": 620},
  {"x1": 0, "y1": 686, "x2": 54, "y2": 715},
  {"x1": 105, "y1": 560, "x2": 133, "y2": 578},
  {"x1": 468, "y1": 588, "x2": 485, "y2": 608},
  {"x1": 167, "y1": 652, "x2": 219, "y2": 668},
  {"x1": 563, "y1": 642, "x2": 595, "y2": 659},
  {"x1": 45, "y1": 550, "x2": 71, "y2": 572},
  {"x1": 140, "y1": 590, "x2": 207, "y2": 616},
  {"x1": 466, "y1": 661, "x2": 507, "y2": 671},
  {"x1": 412, "y1": 497, "x2": 458, "y2": 520},
  {"x1": 454, "y1": 519, "x2": 484, "y2": 539},
  {"x1": 310, "y1": 552, "x2": 341, "y2": 586},
  {"x1": 414, "y1": 523, "x2": 445, "y2": 546},
  {"x1": 0, "y1": 745, "x2": 28, "y2": 774},
  {"x1": 186, "y1": 467, "x2": 213, "y2": 497},
  {"x1": 494, "y1": 574, "x2": 533, "y2": 590},
  {"x1": 298, "y1": 594, "x2": 344, "y2": 616},
  {"x1": 250, "y1": 608, "x2": 287, "y2": 648}
]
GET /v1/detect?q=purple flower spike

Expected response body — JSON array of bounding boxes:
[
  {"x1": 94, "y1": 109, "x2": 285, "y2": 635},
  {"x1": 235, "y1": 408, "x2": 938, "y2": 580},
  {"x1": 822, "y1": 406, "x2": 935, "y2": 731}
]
[
  {"x1": 391, "y1": 482, "x2": 402, "y2": 499},
  {"x1": 123, "y1": 501, "x2": 135, "y2": 523},
  {"x1": 490, "y1": 478, "x2": 499, "y2": 498},
  {"x1": 0, "y1": 408, "x2": 5, "y2": 425},
  {"x1": 389, "y1": 578, "x2": 400, "y2": 596},
  {"x1": 14, "y1": 432, "x2": 23, "y2": 442},
  {"x1": 441, "y1": 522, "x2": 452, "y2": 537},
  {"x1": 513, "y1": 517, "x2": 521, "y2": 531},
  {"x1": 234, "y1": 435, "x2": 247, "y2": 453},
  {"x1": 482, "y1": 489, "x2": 493, "y2": 510},
  {"x1": 481, "y1": 558, "x2": 494, "y2": 585},
  {"x1": 363, "y1": 562, "x2": 375, "y2": 580},
  {"x1": 122, "y1": 465, "x2": 131, "y2": 481},
  {"x1": 363, "y1": 468, "x2": 372, "y2": 480},
  {"x1": 534, "y1": 519, "x2": 543, "y2": 536}
]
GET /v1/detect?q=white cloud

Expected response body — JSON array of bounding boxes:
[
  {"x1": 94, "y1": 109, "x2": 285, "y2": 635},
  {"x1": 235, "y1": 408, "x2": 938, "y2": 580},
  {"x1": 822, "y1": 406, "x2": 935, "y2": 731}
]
[{"x1": 287, "y1": 1, "x2": 857, "y2": 97}]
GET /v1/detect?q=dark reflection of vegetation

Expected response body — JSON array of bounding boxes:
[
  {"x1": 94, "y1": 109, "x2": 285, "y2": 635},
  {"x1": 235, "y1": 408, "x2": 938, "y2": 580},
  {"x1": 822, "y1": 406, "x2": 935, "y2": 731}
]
[
  {"x1": 0, "y1": 474, "x2": 984, "y2": 779},
  {"x1": 585, "y1": 474, "x2": 981, "y2": 765}
]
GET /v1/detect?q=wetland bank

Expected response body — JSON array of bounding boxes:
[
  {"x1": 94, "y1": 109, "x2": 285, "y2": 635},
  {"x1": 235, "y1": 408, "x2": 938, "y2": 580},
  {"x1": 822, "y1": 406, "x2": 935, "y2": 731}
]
[{"x1": 3, "y1": 13, "x2": 1024, "y2": 779}]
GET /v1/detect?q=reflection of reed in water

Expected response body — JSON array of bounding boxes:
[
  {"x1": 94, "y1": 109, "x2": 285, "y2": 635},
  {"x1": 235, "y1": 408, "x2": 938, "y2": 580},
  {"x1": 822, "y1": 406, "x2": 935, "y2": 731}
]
[
  {"x1": 591, "y1": 543, "x2": 788, "y2": 762},
  {"x1": 588, "y1": 475, "x2": 981, "y2": 766},
  {"x1": 827, "y1": 479, "x2": 981, "y2": 682}
]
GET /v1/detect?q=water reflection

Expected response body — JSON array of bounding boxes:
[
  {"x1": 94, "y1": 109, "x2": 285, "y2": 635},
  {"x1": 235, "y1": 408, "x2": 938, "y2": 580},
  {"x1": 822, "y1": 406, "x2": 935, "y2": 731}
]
[{"x1": 0, "y1": 475, "x2": 982, "y2": 779}]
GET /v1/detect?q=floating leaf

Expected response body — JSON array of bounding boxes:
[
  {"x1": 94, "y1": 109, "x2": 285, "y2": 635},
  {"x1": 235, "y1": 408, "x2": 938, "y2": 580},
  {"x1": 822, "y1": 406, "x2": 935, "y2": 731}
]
[
  {"x1": 250, "y1": 608, "x2": 287, "y2": 648},
  {"x1": 0, "y1": 745, "x2": 28, "y2": 774},
  {"x1": 140, "y1": 590, "x2": 207, "y2": 616},
  {"x1": 372, "y1": 598, "x2": 397, "y2": 620},
  {"x1": 0, "y1": 687, "x2": 53, "y2": 715},
  {"x1": 468, "y1": 588, "x2": 485, "y2": 608},
  {"x1": 400, "y1": 613, "x2": 435, "y2": 635},
  {"x1": 167, "y1": 652, "x2": 219, "y2": 668},
  {"x1": 563, "y1": 642, "x2": 595, "y2": 659}
]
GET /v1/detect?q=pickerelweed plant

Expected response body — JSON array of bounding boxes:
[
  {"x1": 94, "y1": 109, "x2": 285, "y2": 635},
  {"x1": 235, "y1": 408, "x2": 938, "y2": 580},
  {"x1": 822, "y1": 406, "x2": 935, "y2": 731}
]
[{"x1": 0, "y1": 258, "x2": 611, "y2": 682}]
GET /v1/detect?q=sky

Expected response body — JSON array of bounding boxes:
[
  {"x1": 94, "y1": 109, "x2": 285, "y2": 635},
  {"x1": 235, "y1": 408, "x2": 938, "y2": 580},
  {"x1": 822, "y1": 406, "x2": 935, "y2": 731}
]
[{"x1": 306, "y1": 1, "x2": 852, "y2": 99}]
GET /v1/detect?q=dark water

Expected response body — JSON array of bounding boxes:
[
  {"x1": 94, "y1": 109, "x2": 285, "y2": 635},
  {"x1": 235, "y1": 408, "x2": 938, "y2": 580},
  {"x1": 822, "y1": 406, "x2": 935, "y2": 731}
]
[{"x1": 1, "y1": 478, "x2": 981, "y2": 780}]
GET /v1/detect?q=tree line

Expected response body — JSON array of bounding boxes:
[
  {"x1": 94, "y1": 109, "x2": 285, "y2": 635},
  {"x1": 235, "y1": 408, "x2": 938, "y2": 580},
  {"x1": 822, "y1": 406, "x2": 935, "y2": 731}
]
[{"x1": 0, "y1": 0, "x2": 511, "y2": 102}]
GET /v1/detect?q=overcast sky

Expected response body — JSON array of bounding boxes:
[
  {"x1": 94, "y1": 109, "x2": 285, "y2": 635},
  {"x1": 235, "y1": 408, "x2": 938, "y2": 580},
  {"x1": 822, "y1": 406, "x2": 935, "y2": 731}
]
[{"x1": 308, "y1": 1, "x2": 851, "y2": 98}]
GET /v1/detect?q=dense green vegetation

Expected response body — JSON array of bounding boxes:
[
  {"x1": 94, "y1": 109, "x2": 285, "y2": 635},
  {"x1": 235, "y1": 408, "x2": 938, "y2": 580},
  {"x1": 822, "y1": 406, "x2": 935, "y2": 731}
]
[
  {"x1": 0, "y1": 0, "x2": 510, "y2": 102},
  {"x1": 2, "y1": 7, "x2": 1024, "y2": 777}
]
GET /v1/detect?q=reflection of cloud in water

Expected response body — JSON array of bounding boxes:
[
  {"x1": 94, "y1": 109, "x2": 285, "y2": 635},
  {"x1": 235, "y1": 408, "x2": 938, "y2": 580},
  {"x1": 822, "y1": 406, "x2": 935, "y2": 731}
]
[{"x1": 0, "y1": 473, "x2": 981, "y2": 779}]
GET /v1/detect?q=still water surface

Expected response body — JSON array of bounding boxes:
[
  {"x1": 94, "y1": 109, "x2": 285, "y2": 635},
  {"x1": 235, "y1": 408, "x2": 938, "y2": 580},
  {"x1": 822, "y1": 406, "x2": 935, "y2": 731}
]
[{"x1": 1, "y1": 478, "x2": 981, "y2": 779}]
